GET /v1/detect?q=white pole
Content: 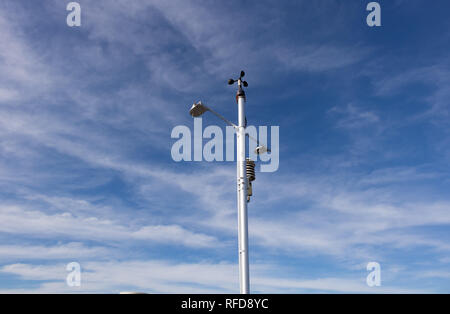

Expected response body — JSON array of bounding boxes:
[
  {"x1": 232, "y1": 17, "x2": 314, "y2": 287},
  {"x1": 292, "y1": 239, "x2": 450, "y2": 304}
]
[{"x1": 236, "y1": 79, "x2": 250, "y2": 294}]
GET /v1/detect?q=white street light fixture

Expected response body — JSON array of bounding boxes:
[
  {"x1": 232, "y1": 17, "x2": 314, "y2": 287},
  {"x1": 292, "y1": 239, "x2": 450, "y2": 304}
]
[
  {"x1": 190, "y1": 101, "x2": 239, "y2": 130},
  {"x1": 189, "y1": 102, "x2": 209, "y2": 118}
]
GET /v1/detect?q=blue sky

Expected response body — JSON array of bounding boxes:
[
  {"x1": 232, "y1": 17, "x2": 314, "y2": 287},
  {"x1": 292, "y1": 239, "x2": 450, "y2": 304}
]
[{"x1": 0, "y1": 0, "x2": 449, "y2": 293}]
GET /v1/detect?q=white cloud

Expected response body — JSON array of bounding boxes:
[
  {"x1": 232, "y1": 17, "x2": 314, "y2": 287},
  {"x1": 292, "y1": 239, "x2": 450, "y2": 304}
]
[
  {"x1": 239, "y1": 170, "x2": 450, "y2": 262},
  {"x1": 359, "y1": 167, "x2": 440, "y2": 185},
  {"x1": 373, "y1": 63, "x2": 450, "y2": 124},
  {"x1": 0, "y1": 205, "x2": 219, "y2": 248},
  {"x1": 0, "y1": 243, "x2": 110, "y2": 262},
  {"x1": 0, "y1": 12, "x2": 54, "y2": 103},
  {"x1": 276, "y1": 45, "x2": 369, "y2": 72},
  {"x1": 0, "y1": 260, "x2": 427, "y2": 294},
  {"x1": 329, "y1": 103, "x2": 380, "y2": 129},
  {"x1": 132, "y1": 225, "x2": 217, "y2": 248},
  {"x1": 0, "y1": 88, "x2": 19, "y2": 102},
  {"x1": 417, "y1": 270, "x2": 450, "y2": 280}
]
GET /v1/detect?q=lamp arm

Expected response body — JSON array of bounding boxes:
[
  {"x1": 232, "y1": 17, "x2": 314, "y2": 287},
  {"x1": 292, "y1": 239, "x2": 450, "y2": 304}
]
[
  {"x1": 205, "y1": 107, "x2": 238, "y2": 130},
  {"x1": 205, "y1": 106, "x2": 271, "y2": 153}
]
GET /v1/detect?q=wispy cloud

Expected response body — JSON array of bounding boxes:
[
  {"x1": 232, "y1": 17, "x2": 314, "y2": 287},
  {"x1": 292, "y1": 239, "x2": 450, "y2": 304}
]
[
  {"x1": 276, "y1": 45, "x2": 370, "y2": 73},
  {"x1": 0, "y1": 243, "x2": 111, "y2": 262},
  {"x1": 0, "y1": 260, "x2": 427, "y2": 294},
  {"x1": 329, "y1": 103, "x2": 380, "y2": 129},
  {"x1": 0, "y1": 205, "x2": 219, "y2": 248}
]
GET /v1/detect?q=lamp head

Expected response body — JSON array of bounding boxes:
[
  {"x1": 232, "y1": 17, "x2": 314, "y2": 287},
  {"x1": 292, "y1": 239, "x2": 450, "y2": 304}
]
[{"x1": 189, "y1": 101, "x2": 209, "y2": 117}]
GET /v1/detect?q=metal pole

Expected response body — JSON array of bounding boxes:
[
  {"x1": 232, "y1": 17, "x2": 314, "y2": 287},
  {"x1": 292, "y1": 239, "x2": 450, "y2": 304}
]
[{"x1": 236, "y1": 79, "x2": 250, "y2": 294}]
